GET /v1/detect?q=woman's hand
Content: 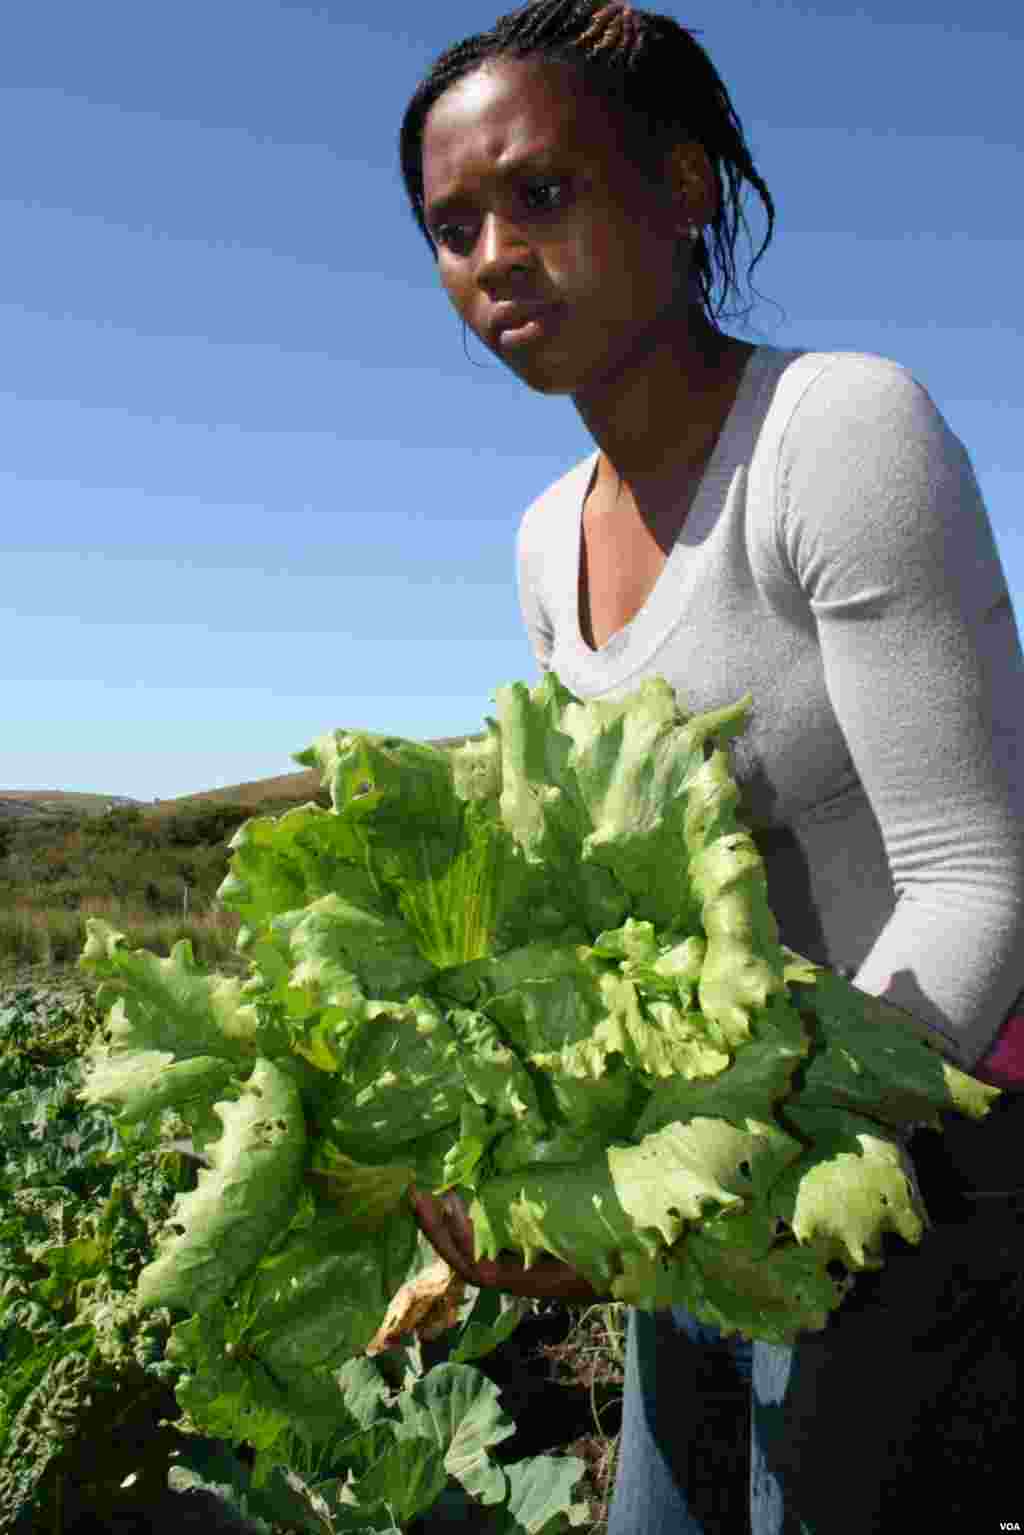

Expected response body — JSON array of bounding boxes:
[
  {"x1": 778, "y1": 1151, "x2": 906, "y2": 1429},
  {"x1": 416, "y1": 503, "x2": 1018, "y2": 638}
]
[{"x1": 408, "y1": 1187, "x2": 606, "y2": 1304}]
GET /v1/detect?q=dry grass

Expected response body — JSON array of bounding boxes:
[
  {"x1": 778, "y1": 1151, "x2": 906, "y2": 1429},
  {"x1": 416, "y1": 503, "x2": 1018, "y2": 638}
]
[
  {"x1": 539, "y1": 1303, "x2": 627, "y2": 1530},
  {"x1": 0, "y1": 898, "x2": 244, "y2": 977}
]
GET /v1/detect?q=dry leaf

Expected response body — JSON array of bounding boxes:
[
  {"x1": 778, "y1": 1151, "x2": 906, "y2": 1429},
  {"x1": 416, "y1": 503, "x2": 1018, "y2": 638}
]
[{"x1": 365, "y1": 1259, "x2": 467, "y2": 1355}]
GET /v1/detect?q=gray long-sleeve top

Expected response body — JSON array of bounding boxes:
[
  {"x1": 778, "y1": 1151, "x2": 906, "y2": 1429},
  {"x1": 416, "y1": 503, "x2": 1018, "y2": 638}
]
[{"x1": 516, "y1": 345, "x2": 1024, "y2": 1069}]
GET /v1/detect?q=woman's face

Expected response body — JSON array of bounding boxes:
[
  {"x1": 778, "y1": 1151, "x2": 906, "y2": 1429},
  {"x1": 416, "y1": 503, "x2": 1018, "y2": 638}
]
[{"x1": 421, "y1": 55, "x2": 704, "y2": 399}]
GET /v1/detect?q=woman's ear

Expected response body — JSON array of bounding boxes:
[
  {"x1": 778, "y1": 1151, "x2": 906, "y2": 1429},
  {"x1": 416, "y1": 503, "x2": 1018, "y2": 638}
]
[{"x1": 665, "y1": 141, "x2": 717, "y2": 234}]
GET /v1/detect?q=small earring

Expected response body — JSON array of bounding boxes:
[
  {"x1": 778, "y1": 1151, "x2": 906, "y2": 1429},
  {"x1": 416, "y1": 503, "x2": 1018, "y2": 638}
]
[{"x1": 689, "y1": 224, "x2": 700, "y2": 243}]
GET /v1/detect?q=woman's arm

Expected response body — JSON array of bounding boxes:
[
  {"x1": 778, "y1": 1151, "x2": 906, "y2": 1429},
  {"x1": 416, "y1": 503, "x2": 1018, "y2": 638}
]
[{"x1": 776, "y1": 354, "x2": 1024, "y2": 1070}]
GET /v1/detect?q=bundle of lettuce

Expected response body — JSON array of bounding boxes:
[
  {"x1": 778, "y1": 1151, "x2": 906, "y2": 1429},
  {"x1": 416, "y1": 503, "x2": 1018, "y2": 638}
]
[{"x1": 79, "y1": 674, "x2": 999, "y2": 1395}]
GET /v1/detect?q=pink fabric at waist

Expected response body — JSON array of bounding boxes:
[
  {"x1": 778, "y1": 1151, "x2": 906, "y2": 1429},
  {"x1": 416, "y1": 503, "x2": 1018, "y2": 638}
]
[{"x1": 975, "y1": 1008, "x2": 1024, "y2": 1089}]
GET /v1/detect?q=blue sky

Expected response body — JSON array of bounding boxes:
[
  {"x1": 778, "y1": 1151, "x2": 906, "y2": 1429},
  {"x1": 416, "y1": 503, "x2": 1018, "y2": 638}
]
[{"x1": 3, "y1": 0, "x2": 1022, "y2": 800}]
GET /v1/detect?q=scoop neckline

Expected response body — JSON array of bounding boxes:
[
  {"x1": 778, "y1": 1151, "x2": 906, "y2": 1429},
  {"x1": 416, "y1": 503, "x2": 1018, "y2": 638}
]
[{"x1": 571, "y1": 343, "x2": 770, "y2": 672}]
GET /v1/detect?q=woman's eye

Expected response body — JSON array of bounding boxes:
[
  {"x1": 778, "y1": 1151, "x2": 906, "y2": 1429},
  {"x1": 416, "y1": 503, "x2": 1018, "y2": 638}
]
[
  {"x1": 435, "y1": 223, "x2": 473, "y2": 253},
  {"x1": 433, "y1": 182, "x2": 568, "y2": 254},
  {"x1": 523, "y1": 179, "x2": 567, "y2": 213}
]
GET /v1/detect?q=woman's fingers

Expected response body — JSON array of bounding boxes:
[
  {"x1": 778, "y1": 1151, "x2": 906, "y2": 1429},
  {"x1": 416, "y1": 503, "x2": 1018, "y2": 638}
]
[
  {"x1": 408, "y1": 1186, "x2": 606, "y2": 1301},
  {"x1": 408, "y1": 1189, "x2": 475, "y2": 1276},
  {"x1": 408, "y1": 1185, "x2": 463, "y2": 1270},
  {"x1": 439, "y1": 1191, "x2": 476, "y2": 1254},
  {"x1": 477, "y1": 1255, "x2": 603, "y2": 1302}
]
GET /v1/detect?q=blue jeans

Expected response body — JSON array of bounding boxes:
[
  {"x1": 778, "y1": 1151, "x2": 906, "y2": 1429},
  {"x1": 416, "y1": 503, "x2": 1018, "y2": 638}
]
[{"x1": 608, "y1": 1096, "x2": 1024, "y2": 1533}]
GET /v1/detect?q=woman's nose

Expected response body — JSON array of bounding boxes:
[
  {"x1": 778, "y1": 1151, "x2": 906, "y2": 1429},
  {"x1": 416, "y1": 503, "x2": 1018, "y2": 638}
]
[{"x1": 475, "y1": 213, "x2": 534, "y2": 283}]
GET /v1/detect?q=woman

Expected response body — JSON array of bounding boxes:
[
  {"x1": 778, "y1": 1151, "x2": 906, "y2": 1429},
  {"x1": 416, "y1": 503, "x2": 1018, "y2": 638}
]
[{"x1": 397, "y1": 3, "x2": 1024, "y2": 1528}]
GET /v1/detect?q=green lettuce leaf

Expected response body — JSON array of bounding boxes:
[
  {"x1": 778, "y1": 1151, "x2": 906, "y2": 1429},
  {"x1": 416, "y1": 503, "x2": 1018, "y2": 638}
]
[
  {"x1": 168, "y1": 1195, "x2": 418, "y2": 1454},
  {"x1": 787, "y1": 957, "x2": 1000, "y2": 1127},
  {"x1": 295, "y1": 726, "x2": 540, "y2": 965},
  {"x1": 470, "y1": 1157, "x2": 659, "y2": 1295},
  {"x1": 645, "y1": 1206, "x2": 850, "y2": 1342},
  {"x1": 563, "y1": 678, "x2": 750, "y2": 931},
  {"x1": 80, "y1": 919, "x2": 286, "y2": 1097},
  {"x1": 633, "y1": 993, "x2": 809, "y2": 1137},
  {"x1": 137, "y1": 1058, "x2": 306, "y2": 1315}
]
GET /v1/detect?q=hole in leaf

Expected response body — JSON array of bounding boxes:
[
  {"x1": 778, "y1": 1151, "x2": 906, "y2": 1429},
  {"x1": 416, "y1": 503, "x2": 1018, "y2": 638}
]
[
  {"x1": 738, "y1": 1160, "x2": 751, "y2": 1179},
  {"x1": 879, "y1": 1194, "x2": 889, "y2": 1206}
]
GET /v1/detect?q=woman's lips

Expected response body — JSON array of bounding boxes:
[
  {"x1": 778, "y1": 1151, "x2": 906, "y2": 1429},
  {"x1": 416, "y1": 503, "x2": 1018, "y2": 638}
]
[
  {"x1": 491, "y1": 304, "x2": 564, "y2": 350},
  {"x1": 498, "y1": 316, "x2": 549, "y2": 347}
]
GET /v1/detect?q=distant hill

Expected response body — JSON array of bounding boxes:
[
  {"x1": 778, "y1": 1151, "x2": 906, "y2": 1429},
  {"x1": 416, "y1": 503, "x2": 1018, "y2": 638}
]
[
  {"x1": 1, "y1": 732, "x2": 485, "y2": 822},
  {"x1": 0, "y1": 792, "x2": 145, "y2": 822},
  {"x1": 149, "y1": 733, "x2": 482, "y2": 814}
]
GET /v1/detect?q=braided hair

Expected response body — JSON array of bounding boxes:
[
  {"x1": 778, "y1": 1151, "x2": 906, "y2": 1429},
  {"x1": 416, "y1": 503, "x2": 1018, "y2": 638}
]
[{"x1": 399, "y1": 0, "x2": 777, "y2": 328}]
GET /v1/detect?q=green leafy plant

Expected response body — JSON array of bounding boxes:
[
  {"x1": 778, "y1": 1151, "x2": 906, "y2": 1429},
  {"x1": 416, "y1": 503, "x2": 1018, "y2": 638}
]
[
  {"x1": 166, "y1": 1358, "x2": 588, "y2": 1533},
  {"x1": 73, "y1": 673, "x2": 999, "y2": 1522},
  {"x1": 0, "y1": 986, "x2": 186, "y2": 1528}
]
